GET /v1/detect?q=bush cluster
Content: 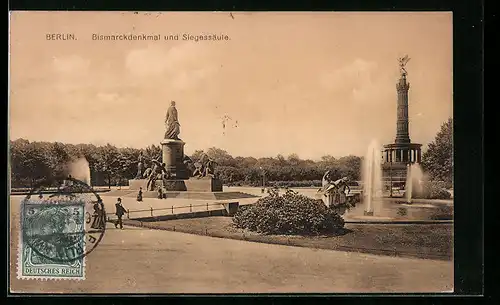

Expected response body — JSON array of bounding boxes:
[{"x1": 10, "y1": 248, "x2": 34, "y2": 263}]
[
  {"x1": 412, "y1": 181, "x2": 452, "y2": 199},
  {"x1": 232, "y1": 189, "x2": 345, "y2": 235},
  {"x1": 226, "y1": 180, "x2": 323, "y2": 188},
  {"x1": 268, "y1": 180, "x2": 322, "y2": 188}
]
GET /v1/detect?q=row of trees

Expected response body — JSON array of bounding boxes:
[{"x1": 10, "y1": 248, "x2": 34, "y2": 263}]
[
  {"x1": 9, "y1": 139, "x2": 361, "y2": 188},
  {"x1": 9, "y1": 118, "x2": 452, "y2": 189},
  {"x1": 10, "y1": 139, "x2": 162, "y2": 188}
]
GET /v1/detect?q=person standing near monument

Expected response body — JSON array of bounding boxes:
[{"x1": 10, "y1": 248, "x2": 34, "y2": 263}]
[
  {"x1": 164, "y1": 100, "x2": 181, "y2": 140},
  {"x1": 137, "y1": 187, "x2": 143, "y2": 202},
  {"x1": 114, "y1": 198, "x2": 126, "y2": 229}
]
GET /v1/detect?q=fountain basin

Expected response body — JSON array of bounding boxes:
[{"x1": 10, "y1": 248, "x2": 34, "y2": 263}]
[{"x1": 344, "y1": 198, "x2": 453, "y2": 222}]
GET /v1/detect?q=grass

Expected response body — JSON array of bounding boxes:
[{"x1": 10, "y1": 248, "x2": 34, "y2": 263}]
[{"x1": 122, "y1": 216, "x2": 453, "y2": 261}]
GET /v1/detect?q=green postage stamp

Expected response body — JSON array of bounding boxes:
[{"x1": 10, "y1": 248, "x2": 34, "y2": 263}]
[
  {"x1": 18, "y1": 199, "x2": 86, "y2": 280},
  {"x1": 17, "y1": 178, "x2": 106, "y2": 280}
]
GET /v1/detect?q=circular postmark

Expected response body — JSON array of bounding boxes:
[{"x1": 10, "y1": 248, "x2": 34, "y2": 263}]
[{"x1": 21, "y1": 176, "x2": 106, "y2": 263}]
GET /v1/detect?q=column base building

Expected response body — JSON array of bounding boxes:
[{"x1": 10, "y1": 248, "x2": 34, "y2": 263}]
[
  {"x1": 381, "y1": 60, "x2": 422, "y2": 190},
  {"x1": 381, "y1": 143, "x2": 422, "y2": 188}
]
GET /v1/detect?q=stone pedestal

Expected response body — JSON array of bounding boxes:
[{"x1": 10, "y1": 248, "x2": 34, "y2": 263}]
[
  {"x1": 161, "y1": 139, "x2": 189, "y2": 179},
  {"x1": 185, "y1": 177, "x2": 223, "y2": 192},
  {"x1": 129, "y1": 179, "x2": 148, "y2": 190}
]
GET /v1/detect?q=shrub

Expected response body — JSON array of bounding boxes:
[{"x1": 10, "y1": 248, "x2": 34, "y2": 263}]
[
  {"x1": 412, "y1": 181, "x2": 452, "y2": 199},
  {"x1": 227, "y1": 180, "x2": 324, "y2": 188},
  {"x1": 268, "y1": 180, "x2": 323, "y2": 188},
  {"x1": 232, "y1": 189, "x2": 345, "y2": 235}
]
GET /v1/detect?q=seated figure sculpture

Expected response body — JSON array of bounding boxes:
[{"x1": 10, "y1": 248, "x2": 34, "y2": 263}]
[
  {"x1": 331, "y1": 177, "x2": 351, "y2": 205},
  {"x1": 190, "y1": 154, "x2": 218, "y2": 179},
  {"x1": 146, "y1": 159, "x2": 169, "y2": 191},
  {"x1": 204, "y1": 158, "x2": 217, "y2": 178},
  {"x1": 192, "y1": 154, "x2": 208, "y2": 178},
  {"x1": 318, "y1": 171, "x2": 351, "y2": 207},
  {"x1": 142, "y1": 166, "x2": 152, "y2": 179},
  {"x1": 182, "y1": 155, "x2": 195, "y2": 176}
]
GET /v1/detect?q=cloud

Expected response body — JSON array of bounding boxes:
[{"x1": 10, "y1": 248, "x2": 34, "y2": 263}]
[
  {"x1": 96, "y1": 92, "x2": 120, "y2": 102},
  {"x1": 125, "y1": 43, "x2": 216, "y2": 91},
  {"x1": 125, "y1": 43, "x2": 210, "y2": 77},
  {"x1": 320, "y1": 59, "x2": 378, "y2": 91},
  {"x1": 52, "y1": 55, "x2": 90, "y2": 74},
  {"x1": 171, "y1": 66, "x2": 217, "y2": 90},
  {"x1": 125, "y1": 47, "x2": 167, "y2": 77},
  {"x1": 319, "y1": 59, "x2": 392, "y2": 105}
]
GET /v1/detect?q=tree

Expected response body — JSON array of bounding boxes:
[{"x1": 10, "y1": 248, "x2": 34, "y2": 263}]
[
  {"x1": 215, "y1": 166, "x2": 243, "y2": 184},
  {"x1": 143, "y1": 145, "x2": 161, "y2": 163},
  {"x1": 421, "y1": 118, "x2": 453, "y2": 186},
  {"x1": 48, "y1": 142, "x2": 72, "y2": 177},
  {"x1": 287, "y1": 153, "x2": 300, "y2": 166},
  {"x1": 320, "y1": 155, "x2": 336, "y2": 163},
  {"x1": 206, "y1": 147, "x2": 235, "y2": 166},
  {"x1": 276, "y1": 154, "x2": 286, "y2": 166},
  {"x1": 116, "y1": 148, "x2": 139, "y2": 182},
  {"x1": 10, "y1": 140, "x2": 53, "y2": 188},
  {"x1": 239, "y1": 157, "x2": 258, "y2": 169},
  {"x1": 94, "y1": 144, "x2": 120, "y2": 188},
  {"x1": 337, "y1": 155, "x2": 362, "y2": 181},
  {"x1": 190, "y1": 150, "x2": 205, "y2": 162}
]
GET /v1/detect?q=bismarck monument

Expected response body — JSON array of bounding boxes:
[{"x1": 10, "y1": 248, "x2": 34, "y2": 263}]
[
  {"x1": 381, "y1": 56, "x2": 422, "y2": 189},
  {"x1": 161, "y1": 100, "x2": 189, "y2": 180},
  {"x1": 129, "y1": 101, "x2": 223, "y2": 193}
]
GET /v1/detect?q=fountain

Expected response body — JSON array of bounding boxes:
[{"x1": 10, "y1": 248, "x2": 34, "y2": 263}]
[
  {"x1": 67, "y1": 157, "x2": 92, "y2": 187},
  {"x1": 362, "y1": 140, "x2": 383, "y2": 216},
  {"x1": 405, "y1": 163, "x2": 424, "y2": 204}
]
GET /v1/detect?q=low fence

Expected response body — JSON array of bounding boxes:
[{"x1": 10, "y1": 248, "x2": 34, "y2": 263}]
[
  {"x1": 106, "y1": 201, "x2": 231, "y2": 220},
  {"x1": 10, "y1": 186, "x2": 113, "y2": 195}
]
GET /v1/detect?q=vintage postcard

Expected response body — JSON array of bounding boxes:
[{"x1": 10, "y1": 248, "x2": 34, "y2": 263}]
[{"x1": 9, "y1": 11, "x2": 453, "y2": 293}]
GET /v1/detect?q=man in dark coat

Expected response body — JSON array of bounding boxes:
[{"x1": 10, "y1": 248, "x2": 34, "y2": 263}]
[
  {"x1": 114, "y1": 198, "x2": 126, "y2": 229},
  {"x1": 137, "y1": 187, "x2": 143, "y2": 202}
]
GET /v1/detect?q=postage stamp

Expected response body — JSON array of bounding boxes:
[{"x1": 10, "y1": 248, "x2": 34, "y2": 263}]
[{"x1": 17, "y1": 177, "x2": 106, "y2": 280}]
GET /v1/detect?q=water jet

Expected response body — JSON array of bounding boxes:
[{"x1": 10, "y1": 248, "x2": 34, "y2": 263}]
[{"x1": 362, "y1": 140, "x2": 383, "y2": 216}]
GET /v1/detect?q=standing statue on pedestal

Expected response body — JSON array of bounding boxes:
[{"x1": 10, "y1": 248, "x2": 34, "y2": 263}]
[
  {"x1": 134, "y1": 152, "x2": 144, "y2": 179},
  {"x1": 164, "y1": 101, "x2": 181, "y2": 140}
]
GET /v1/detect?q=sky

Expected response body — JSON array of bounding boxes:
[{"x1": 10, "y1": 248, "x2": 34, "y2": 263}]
[{"x1": 9, "y1": 12, "x2": 453, "y2": 160}]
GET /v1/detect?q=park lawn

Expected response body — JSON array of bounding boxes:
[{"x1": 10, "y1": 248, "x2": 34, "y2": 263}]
[{"x1": 123, "y1": 217, "x2": 453, "y2": 261}]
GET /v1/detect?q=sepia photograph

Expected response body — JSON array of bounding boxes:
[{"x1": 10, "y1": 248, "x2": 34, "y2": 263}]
[{"x1": 9, "y1": 11, "x2": 453, "y2": 293}]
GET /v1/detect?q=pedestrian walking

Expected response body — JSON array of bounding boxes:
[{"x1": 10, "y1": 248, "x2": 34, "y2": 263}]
[
  {"x1": 91, "y1": 199, "x2": 106, "y2": 229},
  {"x1": 114, "y1": 198, "x2": 126, "y2": 229}
]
